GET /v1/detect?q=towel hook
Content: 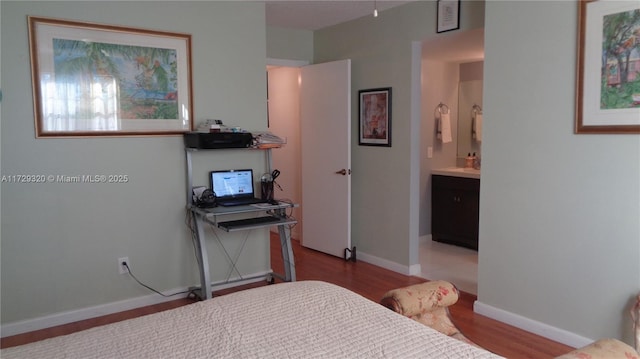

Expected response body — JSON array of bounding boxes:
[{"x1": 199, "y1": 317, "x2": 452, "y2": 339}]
[
  {"x1": 471, "y1": 104, "x2": 482, "y2": 116},
  {"x1": 435, "y1": 102, "x2": 449, "y2": 116}
]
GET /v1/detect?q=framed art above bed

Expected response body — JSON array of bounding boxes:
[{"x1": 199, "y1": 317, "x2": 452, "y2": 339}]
[{"x1": 28, "y1": 16, "x2": 193, "y2": 137}]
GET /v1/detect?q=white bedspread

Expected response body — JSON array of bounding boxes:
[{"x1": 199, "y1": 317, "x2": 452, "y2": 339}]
[{"x1": 2, "y1": 281, "x2": 503, "y2": 358}]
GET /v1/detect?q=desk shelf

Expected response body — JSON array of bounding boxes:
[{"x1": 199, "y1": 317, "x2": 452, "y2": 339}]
[
  {"x1": 191, "y1": 203, "x2": 298, "y2": 232},
  {"x1": 218, "y1": 218, "x2": 298, "y2": 232}
]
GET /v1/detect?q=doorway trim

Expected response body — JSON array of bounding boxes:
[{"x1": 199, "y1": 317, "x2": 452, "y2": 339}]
[
  {"x1": 267, "y1": 58, "x2": 309, "y2": 68},
  {"x1": 265, "y1": 57, "x2": 309, "y2": 242},
  {"x1": 409, "y1": 41, "x2": 422, "y2": 276}
]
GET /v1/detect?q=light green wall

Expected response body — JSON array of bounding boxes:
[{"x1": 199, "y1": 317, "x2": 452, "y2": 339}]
[
  {"x1": 1, "y1": 1, "x2": 269, "y2": 324},
  {"x1": 315, "y1": 0, "x2": 639, "y2": 345},
  {"x1": 479, "y1": 1, "x2": 640, "y2": 344},
  {"x1": 314, "y1": 0, "x2": 484, "y2": 269},
  {"x1": 2, "y1": 0, "x2": 638, "y2": 347},
  {"x1": 266, "y1": 26, "x2": 313, "y2": 62}
]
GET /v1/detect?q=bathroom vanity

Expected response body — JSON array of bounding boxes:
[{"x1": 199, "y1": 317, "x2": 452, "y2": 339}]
[{"x1": 431, "y1": 168, "x2": 480, "y2": 250}]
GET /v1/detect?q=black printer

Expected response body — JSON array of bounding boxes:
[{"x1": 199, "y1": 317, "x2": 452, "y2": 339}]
[{"x1": 184, "y1": 132, "x2": 253, "y2": 149}]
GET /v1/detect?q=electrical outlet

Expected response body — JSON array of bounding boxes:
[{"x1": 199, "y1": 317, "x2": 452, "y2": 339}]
[
  {"x1": 118, "y1": 257, "x2": 130, "y2": 274},
  {"x1": 427, "y1": 146, "x2": 433, "y2": 158}
]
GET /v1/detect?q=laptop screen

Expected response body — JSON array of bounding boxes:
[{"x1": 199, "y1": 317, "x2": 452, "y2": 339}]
[{"x1": 210, "y1": 169, "x2": 255, "y2": 199}]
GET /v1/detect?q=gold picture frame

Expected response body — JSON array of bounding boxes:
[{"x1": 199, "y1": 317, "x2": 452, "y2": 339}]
[
  {"x1": 28, "y1": 16, "x2": 193, "y2": 137},
  {"x1": 575, "y1": 0, "x2": 640, "y2": 134}
]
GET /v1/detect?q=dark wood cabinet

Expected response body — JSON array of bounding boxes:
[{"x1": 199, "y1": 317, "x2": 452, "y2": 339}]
[{"x1": 431, "y1": 175, "x2": 480, "y2": 250}]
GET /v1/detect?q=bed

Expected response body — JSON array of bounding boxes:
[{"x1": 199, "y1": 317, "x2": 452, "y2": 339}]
[{"x1": 1, "y1": 281, "x2": 502, "y2": 358}]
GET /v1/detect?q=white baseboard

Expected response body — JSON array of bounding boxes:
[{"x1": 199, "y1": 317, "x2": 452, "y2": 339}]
[
  {"x1": 209, "y1": 271, "x2": 271, "y2": 291},
  {"x1": 357, "y1": 250, "x2": 421, "y2": 276},
  {"x1": 419, "y1": 234, "x2": 432, "y2": 244},
  {"x1": 408, "y1": 263, "x2": 422, "y2": 276},
  {"x1": 474, "y1": 300, "x2": 593, "y2": 348},
  {"x1": 1, "y1": 272, "x2": 269, "y2": 338},
  {"x1": 0, "y1": 287, "x2": 191, "y2": 338}
]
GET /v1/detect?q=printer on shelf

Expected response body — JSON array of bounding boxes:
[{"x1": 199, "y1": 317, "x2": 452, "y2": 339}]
[{"x1": 184, "y1": 132, "x2": 253, "y2": 149}]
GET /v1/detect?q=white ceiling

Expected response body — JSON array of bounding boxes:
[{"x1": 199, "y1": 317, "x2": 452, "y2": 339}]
[{"x1": 265, "y1": 1, "x2": 414, "y2": 30}]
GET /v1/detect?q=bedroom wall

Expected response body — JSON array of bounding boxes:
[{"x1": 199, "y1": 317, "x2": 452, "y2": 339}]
[
  {"x1": 314, "y1": 0, "x2": 639, "y2": 347},
  {"x1": 266, "y1": 26, "x2": 313, "y2": 62},
  {"x1": 477, "y1": 1, "x2": 640, "y2": 346},
  {"x1": 313, "y1": 0, "x2": 485, "y2": 273},
  {"x1": 1, "y1": 1, "x2": 269, "y2": 327}
]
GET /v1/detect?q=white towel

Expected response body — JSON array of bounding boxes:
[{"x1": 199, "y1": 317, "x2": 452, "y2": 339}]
[
  {"x1": 440, "y1": 113, "x2": 452, "y2": 143},
  {"x1": 474, "y1": 114, "x2": 483, "y2": 142}
]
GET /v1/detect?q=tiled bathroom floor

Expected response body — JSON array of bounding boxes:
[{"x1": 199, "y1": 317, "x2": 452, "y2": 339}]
[{"x1": 419, "y1": 238, "x2": 478, "y2": 295}]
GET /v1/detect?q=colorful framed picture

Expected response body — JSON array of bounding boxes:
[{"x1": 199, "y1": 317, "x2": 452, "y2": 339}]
[
  {"x1": 437, "y1": 0, "x2": 460, "y2": 33},
  {"x1": 28, "y1": 16, "x2": 193, "y2": 137},
  {"x1": 575, "y1": 0, "x2": 640, "y2": 134},
  {"x1": 359, "y1": 87, "x2": 392, "y2": 147}
]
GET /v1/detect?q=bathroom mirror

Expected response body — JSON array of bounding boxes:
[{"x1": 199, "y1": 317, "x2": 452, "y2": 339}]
[{"x1": 457, "y1": 79, "x2": 483, "y2": 158}]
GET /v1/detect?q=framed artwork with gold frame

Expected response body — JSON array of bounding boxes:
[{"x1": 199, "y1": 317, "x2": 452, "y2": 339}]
[
  {"x1": 575, "y1": 0, "x2": 640, "y2": 134},
  {"x1": 28, "y1": 16, "x2": 193, "y2": 137}
]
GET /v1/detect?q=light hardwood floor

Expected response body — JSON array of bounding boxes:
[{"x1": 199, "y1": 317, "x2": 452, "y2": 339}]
[{"x1": 2, "y1": 234, "x2": 574, "y2": 358}]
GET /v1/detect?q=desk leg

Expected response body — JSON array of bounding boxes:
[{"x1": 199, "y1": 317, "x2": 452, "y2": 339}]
[
  {"x1": 193, "y1": 212, "x2": 213, "y2": 300},
  {"x1": 277, "y1": 224, "x2": 296, "y2": 282}
]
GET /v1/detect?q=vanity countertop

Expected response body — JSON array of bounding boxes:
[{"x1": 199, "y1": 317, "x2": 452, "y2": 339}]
[{"x1": 432, "y1": 167, "x2": 480, "y2": 179}]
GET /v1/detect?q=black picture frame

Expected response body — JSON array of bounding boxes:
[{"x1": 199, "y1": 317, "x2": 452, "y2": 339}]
[
  {"x1": 358, "y1": 87, "x2": 392, "y2": 147},
  {"x1": 437, "y1": 0, "x2": 460, "y2": 33}
]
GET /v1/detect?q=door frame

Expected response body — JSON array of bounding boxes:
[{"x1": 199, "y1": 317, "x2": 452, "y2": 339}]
[
  {"x1": 267, "y1": 58, "x2": 309, "y2": 68},
  {"x1": 266, "y1": 58, "x2": 309, "y2": 241}
]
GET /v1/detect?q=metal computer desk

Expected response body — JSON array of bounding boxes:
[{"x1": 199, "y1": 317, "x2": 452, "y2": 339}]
[
  {"x1": 188, "y1": 203, "x2": 297, "y2": 300},
  {"x1": 185, "y1": 147, "x2": 296, "y2": 300}
]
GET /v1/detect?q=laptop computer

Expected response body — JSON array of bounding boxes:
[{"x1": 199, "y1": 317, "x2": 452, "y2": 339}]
[{"x1": 210, "y1": 169, "x2": 267, "y2": 207}]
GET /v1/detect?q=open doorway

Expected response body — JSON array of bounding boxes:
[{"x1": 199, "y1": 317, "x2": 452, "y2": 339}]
[
  {"x1": 266, "y1": 63, "x2": 304, "y2": 240},
  {"x1": 419, "y1": 28, "x2": 484, "y2": 295},
  {"x1": 266, "y1": 60, "x2": 353, "y2": 258}
]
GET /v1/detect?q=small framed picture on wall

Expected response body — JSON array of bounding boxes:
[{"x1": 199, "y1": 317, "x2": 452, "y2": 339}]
[
  {"x1": 437, "y1": 0, "x2": 460, "y2": 33},
  {"x1": 358, "y1": 87, "x2": 392, "y2": 147}
]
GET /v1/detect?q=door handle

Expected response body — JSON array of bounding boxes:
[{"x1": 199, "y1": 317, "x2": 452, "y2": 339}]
[{"x1": 335, "y1": 169, "x2": 351, "y2": 175}]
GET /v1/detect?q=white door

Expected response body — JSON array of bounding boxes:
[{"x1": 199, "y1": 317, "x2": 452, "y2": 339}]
[{"x1": 300, "y1": 59, "x2": 352, "y2": 259}]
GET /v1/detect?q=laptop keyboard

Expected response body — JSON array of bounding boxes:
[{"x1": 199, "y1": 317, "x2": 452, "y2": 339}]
[{"x1": 217, "y1": 198, "x2": 265, "y2": 207}]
